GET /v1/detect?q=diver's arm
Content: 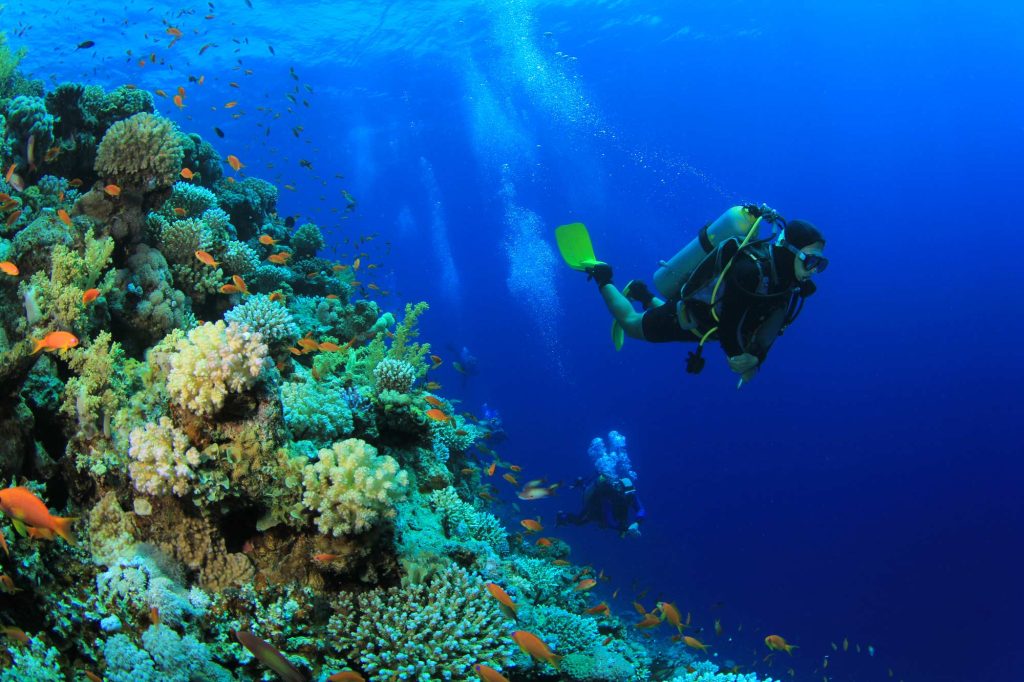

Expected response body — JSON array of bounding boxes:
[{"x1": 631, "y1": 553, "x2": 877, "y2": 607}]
[{"x1": 746, "y1": 306, "x2": 789, "y2": 365}]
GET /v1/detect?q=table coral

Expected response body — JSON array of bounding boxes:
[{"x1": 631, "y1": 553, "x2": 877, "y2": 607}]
[
  {"x1": 94, "y1": 112, "x2": 184, "y2": 191},
  {"x1": 301, "y1": 438, "x2": 409, "y2": 536},
  {"x1": 165, "y1": 320, "x2": 268, "y2": 416}
]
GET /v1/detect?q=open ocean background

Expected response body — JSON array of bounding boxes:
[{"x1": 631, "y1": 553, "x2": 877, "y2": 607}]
[{"x1": 7, "y1": 1, "x2": 1023, "y2": 680}]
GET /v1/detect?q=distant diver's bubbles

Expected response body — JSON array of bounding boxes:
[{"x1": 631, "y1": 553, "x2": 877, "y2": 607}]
[
  {"x1": 500, "y1": 174, "x2": 566, "y2": 377},
  {"x1": 418, "y1": 157, "x2": 462, "y2": 308},
  {"x1": 396, "y1": 205, "x2": 415, "y2": 240},
  {"x1": 464, "y1": 60, "x2": 534, "y2": 173}
]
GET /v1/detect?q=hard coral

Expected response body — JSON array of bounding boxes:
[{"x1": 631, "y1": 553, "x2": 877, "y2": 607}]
[
  {"x1": 224, "y1": 294, "x2": 299, "y2": 348},
  {"x1": 327, "y1": 566, "x2": 515, "y2": 681},
  {"x1": 301, "y1": 438, "x2": 409, "y2": 536},
  {"x1": 127, "y1": 415, "x2": 201, "y2": 496},
  {"x1": 94, "y1": 112, "x2": 183, "y2": 191},
  {"x1": 165, "y1": 321, "x2": 268, "y2": 417}
]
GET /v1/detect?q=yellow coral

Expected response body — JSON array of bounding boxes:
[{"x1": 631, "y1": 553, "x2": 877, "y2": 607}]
[
  {"x1": 94, "y1": 112, "x2": 184, "y2": 190},
  {"x1": 302, "y1": 439, "x2": 409, "y2": 536}
]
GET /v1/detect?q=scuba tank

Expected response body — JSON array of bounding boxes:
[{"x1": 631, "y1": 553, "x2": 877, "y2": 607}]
[{"x1": 653, "y1": 205, "x2": 762, "y2": 300}]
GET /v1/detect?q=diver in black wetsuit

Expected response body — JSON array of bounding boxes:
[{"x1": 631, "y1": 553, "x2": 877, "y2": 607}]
[
  {"x1": 556, "y1": 476, "x2": 646, "y2": 538},
  {"x1": 582, "y1": 205, "x2": 827, "y2": 385}
]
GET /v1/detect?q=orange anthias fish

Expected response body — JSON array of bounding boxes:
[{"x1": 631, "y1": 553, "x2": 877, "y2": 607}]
[
  {"x1": 103, "y1": 184, "x2": 121, "y2": 196},
  {"x1": 511, "y1": 630, "x2": 561, "y2": 669},
  {"x1": 166, "y1": 26, "x2": 183, "y2": 38},
  {"x1": 180, "y1": 168, "x2": 195, "y2": 180},
  {"x1": 574, "y1": 578, "x2": 597, "y2": 592},
  {"x1": 765, "y1": 634, "x2": 798, "y2": 655},
  {"x1": 225, "y1": 101, "x2": 239, "y2": 108},
  {"x1": 233, "y1": 630, "x2": 304, "y2": 682},
  {"x1": 520, "y1": 518, "x2": 543, "y2": 533},
  {"x1": 0, "y1": 626, "x2": 28, "y2": 644},
  {"x1": 484, "y1": 582, "x2": 518, "y2": 619},
  {"x1": 82, "y1": 288, "x2": 101, "y2": 305},
  {"x1": 585, "y1": 602, "x2": 610, "y2": 615},
  {"x1": 267, "y1": 251, "x2": 291, "y2": 264},
  {"x1": 486, "y1": 461, "x2": 497, "y2": 477},
  {"x1": 425, "y1": 408, "x2": 449, "y2": 422},
  {"x1": 0, "y1": 261, "x2": 19, "y2": 276},
  {"x1": 656, "y1": 601, "x2": 684, "y2": 632},
  {"x1": 502, "y1": 473, "x2": 518, "y2": 485},
  {"x1": 0, "y1": 575, "x2": 18, "y2": 594},
  {"x1": 0, "y1": 530, "x2": 7, "y2": 556},
  {"x1": 683, "y1": 635, "x2": 710, "y2": 653},
  {"x1": 473, "y1": 664, "x2": 510, "y2": 682},
  {"x1": 424, "y1": 395, "x2": 444, "y2": 408},
  {"x1": 258, "y1": 234, "x2": 278, "y2": 245},
  {"x1": 516, "y1": 482, "x2": 560, "y2": 501},
  {"x1": 318, "y1": 342, "x2": 341, "y2": 352},
  {"x1": 57, "y1": 208, "x2": 73, "y2": 226},
  {"x1": 0, "y1": 487, "x2": 76, "y2": 543},
  {"x1": 231, "y1": 274, "x2": 249, "y2": 294},
  {"x1": 173, "y1": 94, "x2": 185, "y2": 109},
  {"x1": 535, "y1": 537, "x2": 553, "y2": 547},
  {"x1": 195, "y1": 250, "x2": 219, "y2": 267},
  {"x1": 328, "y1": 673, "x2": 366, "y2": 682},
  {"x1": 635, "y1": 612, "x2": 661, "y2": 629},
  {"x1": 32, "y1": 331, "x2": 79, "y2": 354},
  {"x1": 297, "y1": 338, "x2": 319, "y2": 353},
  {"x1": 227, "y1": 154, "x2": 244, "y2": 171},
  {"x1": 312, "y1": 553, "x2": 341, "y2": 562},
  {"x1": 26, "y1": 526, "x2": 55, "y2": 540}
]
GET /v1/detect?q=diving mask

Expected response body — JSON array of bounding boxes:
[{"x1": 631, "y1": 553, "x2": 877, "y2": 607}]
[{"x1": 781, "y1": 242, "x2": 828, "y2": 274}]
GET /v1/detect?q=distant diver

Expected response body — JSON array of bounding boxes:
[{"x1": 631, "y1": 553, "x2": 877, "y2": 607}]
[
  {"x1": 557, "y1": 431, "x2": 645, "y2": 538},
  {"x1": 556, "y1": 204, "x2": 827, "y2": 386}
]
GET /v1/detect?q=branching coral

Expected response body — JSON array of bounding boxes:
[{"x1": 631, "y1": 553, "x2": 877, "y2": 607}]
[
  {"x1": 165, "y1": 321, "x2": 268, "y2": 416},
  {"x1": 103, "y1": 624, "x2": 233, "y2": 682},
  {"x1": 327, "y1": 566, "x2": 515, "y2": 680},
  {"x1": 430, "y1": 486, "x2": 508, "y2": 554},
  {"x1": 224, "y1": 294, "x2": 299, "y2": 348},
  {"x1": 373, "y1": 357, "x2": 417, "y2": 394},
  {"x1": 94, "y1": 112, "x2": 183, "y2": 191},
  {"x1": 301, "y1": 438, "x2": 409, "y2": 536},
  {"x1": 282, "y1": 375, "x2": 354, "y2": 444},
  {"x1": 127, "y1": 415, "x2": 202, "y2": 496}
]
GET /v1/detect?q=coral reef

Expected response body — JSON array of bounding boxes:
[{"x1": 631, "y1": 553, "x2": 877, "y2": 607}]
[{"x1": 94, "y1": 112, "x2": 183, "y2": 191}]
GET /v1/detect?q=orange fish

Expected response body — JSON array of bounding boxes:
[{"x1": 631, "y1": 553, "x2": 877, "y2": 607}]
[
  {"x1": 155, "y1": 89, "x2": 168, "y2": 98},
  {"x1": 312, "y1": 553, "x2": 341, "y2": 562},
  {"x1": 502, "y1": 473, "x2": 519, "y2": 485},
  {"x1": 0, "y1": 261, "x2": 18, "y2": 277},
  {"x1": 268, "y1": 292, "x2": 286, "y2": 303},
  {"x1": 177, "y1": 86, "x2": 186, "y2": 97},
  {"x1": 82, "y1": 288, "x2": 101, "y2": 304},
  {"x1": 429, "y1": 354, "x2": 442, "y2": 367},
  {"x1": 195, "y1": 250, "x2": 219, "y2": 267},
  {"x1": 57, "y1": 208, "x2": 72, "y2": 226},
  {"x1": 424, "y1": 396, "x2": 444, "y2": 408},
  {"x1": 552, "y1": 559, "x2": 570, "y2": 566},
  {"x1": 180, "y1": 168, "x2": 195, "y2": 180},
  {"x1": 149, "y1": 606, "x2": 161, "y2": 625},
  {"x1": 473, "y1": 664, "x2": 510, "y2": 682},
  {"x1": 332, "y1": 264, "x2": 347, "y2": 271},
  {"x1": 174, "y1": 207, "x2": 187, "y2": 217},
  {"x1": 104, "y1": 184, "x2": 122, "y2": 196},
  {"x1": 0, "y1": 626, "x2": 28, "y2": 644},
  {"x1": 424, "y1": 381, "x2": 441, "y2": 390},
  {"x1": 585, "y1": 602, "x2": 610, "y2": 616},
  {"x1": 0, "y1": 487, "x2": 76, "y2": 543},
  {"x1": 511, "y1": 631, "x2": 561, "y2": 669},
  {"x1": 318, "y1": 342, "x2": 341, "y2": 352},
  {"x1": 683, "y1": 635, "x2": 710, "y2": 653},
  {"x1": 0, "y1": 575, "x2": 19, "y2": 594},
  {"x1": 258, "y1": 234, "x2": 278, "y2": 245},
  {"x1": 166, "y1": 27, "x2": 183, "y2": 38},
  {"x1": 0, "y1": 531, "x2": 6, "y2": 556},
  {"x1": 26, "y1": 526, "x2": 55, "y2": 540},
  {"x1": 328, "y1": 673, "x2": 365, "y2": 682},
  {"x1": 352, "y1": 257, "x2": 361, "y2": 270},
  {"x1": 297, "y1": 338, "x2": 319, "y2": 353},
  {"x1": 535, "y1": 537, "x2": 553, "y2": 547},
  {"x1": 516, "y1": 483, "x2": 560, "y2": 500},
  {"x1": 232, "y1": 274, "x2": 249, "y2": 293},
  {"x1": 32, "y1": 331, "x2": 79, "y2": 354},
  {"x1": 656, "y1": 601, "x2": 684, "y2": 632},
  {"x1": 486, "y1": 461, "x2": 497, "y2": 477},
  {"x1": 635, "y1": 612, "x2": 661, "y2": 629},
  {"x1": 765, "y1": 634, "x2": 798, "y2": 655},
  {"x1": 227, "y1": 155, "x2": 244, "y2": 171},
  {"x1": 68, "y1": 178, "x2": 83, "y2": 187},
  {"x1": 484, "y1": 582, "x2": 518, "y2": 619},
  {"x1": 520, "y1": 518, "x2": 543, "y2": 533},
  {"x1": 267, "y1": 251, "x2": 291, "y2": 265},
  {"x1": 574, "y1": 578, "x2": 597, "y2": 592},
  {"x1": 225, "y1": 101, "x2": 239, "y2": 108},
  {"x1": 220, "y1": 284, "x2": 240, "y2": 294},
  {"x1": 509, "y1": 465, "x2": 522, "y2": 472},
  {"x1": 425, "y1": 408, "x2": 449, "y2": 422},
  {"x1": 5, "y1": 163, "x2": 16, "y2": 182},
  {"x1": 173, "y1": 94, "x2": 185, "y2": 109},
  {"x1": 632, "y1": 601, "x2": 647, "y2": 615}
]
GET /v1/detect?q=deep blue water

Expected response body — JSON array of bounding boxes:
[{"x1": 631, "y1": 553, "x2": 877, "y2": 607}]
[{"x1": 8, "y1": 1, "x2": 1024, "y2": 680}]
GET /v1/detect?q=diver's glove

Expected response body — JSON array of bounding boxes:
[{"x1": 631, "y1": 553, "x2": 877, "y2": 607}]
[
  {"x1": 585, "y1": 262, "x2": 614, "y2": 288},
  {"x1": 625, "y1": 522, "x2": 641, "y2": 538},
  {"x1": 797, "y1": 280, "x2": 817, "y2": 298}
]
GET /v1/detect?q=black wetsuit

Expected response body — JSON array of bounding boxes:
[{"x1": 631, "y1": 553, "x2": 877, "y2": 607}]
[
  {"x1": 641, "y1": 240, "x2": 802, "y2": 364},
  {"x1": 561, "y1": 477, "x2": 646, "y2": 533}
]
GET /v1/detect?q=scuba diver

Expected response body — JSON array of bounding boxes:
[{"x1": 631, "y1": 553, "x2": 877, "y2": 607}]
[
  {"x1": 556, "y1": 475, "x2": 646, "y2": 538},
  {"x1": 557, "y1": 431, "x2": 644, "y2": 538},
  {"x1": 555, "y1": 204, "x2": 827, "y2": 385}
]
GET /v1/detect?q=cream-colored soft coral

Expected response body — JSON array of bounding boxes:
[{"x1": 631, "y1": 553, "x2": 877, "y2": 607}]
[
  {"x1": 302, "y1": 438, "x2": 409, "y2": 536},
  {"x1": 165, "y1": 321, "x2": 267, "y2": 416}
]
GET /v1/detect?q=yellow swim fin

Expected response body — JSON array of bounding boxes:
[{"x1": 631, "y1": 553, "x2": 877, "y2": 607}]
[
  {"x1": 612, "y1": 320, "x2": 625, "y2": 351},
  {"x1": 555, "y1": 222, "x2": 599, "y2": 271}
]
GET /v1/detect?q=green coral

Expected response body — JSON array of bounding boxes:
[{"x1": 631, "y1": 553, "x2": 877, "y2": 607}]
[
  {"x1": 301, "y1": 438, "x2": 409, "y2": 536},
  {"x1": 0, "y1": 636, "x2": 63, "y2": 682},
  {"x1": 94, "y1": 112, "x2": 183, "y2": 190},
  {"x1": 327, "y1": 566, "x2": 515, "y2": 681},
  {"x1": 290, "y1": 221, "x2": 324, "y2": 258},
  {"x1": 0, "y1": 24, "x2": 28, "y2": 102},
  {"x1": 281, "y1": 375, "x2": 353, "y2": 444}
]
